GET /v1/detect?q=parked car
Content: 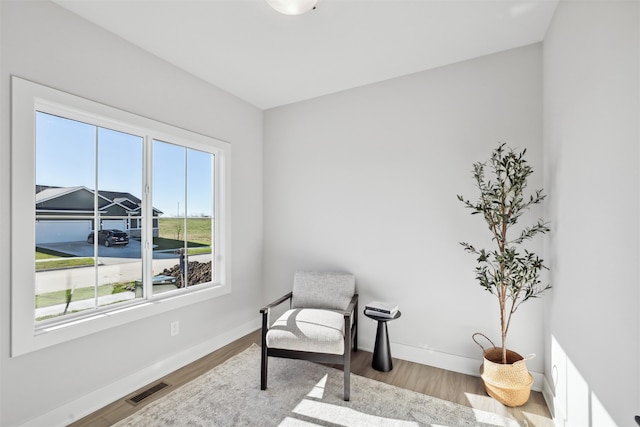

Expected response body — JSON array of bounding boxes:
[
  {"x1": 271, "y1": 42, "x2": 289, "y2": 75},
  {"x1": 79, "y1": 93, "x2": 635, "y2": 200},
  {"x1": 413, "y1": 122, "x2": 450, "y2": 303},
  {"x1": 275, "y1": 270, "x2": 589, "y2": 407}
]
[{"x1": 87, "y1": 229, "x2": 129, "y2": 247}]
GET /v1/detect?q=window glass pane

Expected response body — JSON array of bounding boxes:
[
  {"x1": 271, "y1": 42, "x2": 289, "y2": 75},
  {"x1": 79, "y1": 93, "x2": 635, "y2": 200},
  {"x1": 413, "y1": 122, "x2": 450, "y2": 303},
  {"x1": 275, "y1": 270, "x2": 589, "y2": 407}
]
[
  {"x1": 152, "y1": 140, "x2": 185, "y2": 296},
  {"x1": 34, "y1": 112, "x2": 143, "y2": 322},
  {"x1": 96, "y1": 127, "x2": 143, "y2": 306},
  {"x1": 186, "y1": 148, "x2": 213, "y2": 287},
  {"x1": 152, "y1": 140, "x2": 214, "y2": 295},
  {"x1": 35, "y1": 112, "x2": 97, "y2": 321}
]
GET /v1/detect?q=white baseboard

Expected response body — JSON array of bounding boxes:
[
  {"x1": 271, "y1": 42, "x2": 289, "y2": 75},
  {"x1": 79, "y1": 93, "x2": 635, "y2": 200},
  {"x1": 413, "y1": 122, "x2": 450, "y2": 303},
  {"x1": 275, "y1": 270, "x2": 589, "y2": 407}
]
[
  {"x1": 361, "y1": 341, "x2": 545, "y2": 392},
  {"x1": 19, "y1": 318, "x2": 261, "y2": 427},
  {"x1": 542, "y1": 376, "x2": 565, "y2": 427}
]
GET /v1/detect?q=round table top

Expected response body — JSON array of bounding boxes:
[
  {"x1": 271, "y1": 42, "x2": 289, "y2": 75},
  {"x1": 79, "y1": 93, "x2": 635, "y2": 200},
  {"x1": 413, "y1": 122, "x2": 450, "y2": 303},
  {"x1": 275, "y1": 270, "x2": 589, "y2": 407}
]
[{"x1": 364, "y1": 309, "x2": 401, "y2": 322}]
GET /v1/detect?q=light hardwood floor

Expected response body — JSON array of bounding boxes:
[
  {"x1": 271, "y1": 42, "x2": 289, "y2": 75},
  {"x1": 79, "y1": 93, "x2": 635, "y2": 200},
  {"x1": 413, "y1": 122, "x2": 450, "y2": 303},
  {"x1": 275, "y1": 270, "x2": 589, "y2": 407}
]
[{"x1": 70, "y1": 329, "x2": 554, "y2": 426}]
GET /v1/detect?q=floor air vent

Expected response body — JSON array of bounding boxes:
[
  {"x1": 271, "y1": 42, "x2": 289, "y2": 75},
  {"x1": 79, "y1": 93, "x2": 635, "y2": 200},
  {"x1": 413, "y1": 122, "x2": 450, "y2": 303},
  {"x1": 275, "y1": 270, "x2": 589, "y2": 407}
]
[{"x1": 126, "y1": 382, "x2": 170, "y2": 405}]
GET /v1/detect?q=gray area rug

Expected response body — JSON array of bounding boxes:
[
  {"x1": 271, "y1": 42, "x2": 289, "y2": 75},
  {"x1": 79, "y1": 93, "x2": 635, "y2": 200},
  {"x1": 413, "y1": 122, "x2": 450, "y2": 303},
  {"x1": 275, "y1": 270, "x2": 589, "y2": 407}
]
[{"x1": 115, "y1": 344, "x2": 523, "y2": 426}]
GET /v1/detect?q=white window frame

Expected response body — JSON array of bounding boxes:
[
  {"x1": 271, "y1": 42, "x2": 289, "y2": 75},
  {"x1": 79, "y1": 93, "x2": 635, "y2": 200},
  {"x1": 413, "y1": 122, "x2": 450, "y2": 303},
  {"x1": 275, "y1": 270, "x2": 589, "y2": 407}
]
[{"x1": 11, "y1": 76, "x2": 231, "y2": 357}]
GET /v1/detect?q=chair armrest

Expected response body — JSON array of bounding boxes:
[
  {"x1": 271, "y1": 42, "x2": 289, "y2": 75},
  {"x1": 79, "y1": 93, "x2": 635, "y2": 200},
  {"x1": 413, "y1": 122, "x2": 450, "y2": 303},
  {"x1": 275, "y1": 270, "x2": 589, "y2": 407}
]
[
  {"x1": 343, "y1": 294, "x2": 359, "y2": 318},
  {"x1": 261, "y1": 292, "x2": 293, "y2": 339},
  {"x1": 260, "y1": 291, "x2": 293, "y2": 314}
]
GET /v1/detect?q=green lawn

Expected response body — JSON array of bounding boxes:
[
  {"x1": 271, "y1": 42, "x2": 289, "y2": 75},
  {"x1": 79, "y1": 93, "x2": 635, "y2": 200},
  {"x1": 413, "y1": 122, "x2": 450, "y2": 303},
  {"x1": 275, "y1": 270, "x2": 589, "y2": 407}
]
[
  {"x1": 36, "y1": 257, "x2": 95, "y2": 271},
  {"x1": 151, "y1": 236, "x2": 208, "y2": 251},
  {"x1": 186, "y1": 247, "x2": 211, "y2": 255},
  {"x1": 158, "y1": 217, "x2": 211, "y2": 245},
  {"x1": 36, "y1": 252, "x2": 59, "y2": 260},
  {"x1": 35, "y1": 247, "x2": 95, "y2": 270},
  {"x1": 36, "y1": 248, "x2": 73, "y2": 259},
  {"x1": 35, "y1": 282, "x2": 133, "y2": 309}
]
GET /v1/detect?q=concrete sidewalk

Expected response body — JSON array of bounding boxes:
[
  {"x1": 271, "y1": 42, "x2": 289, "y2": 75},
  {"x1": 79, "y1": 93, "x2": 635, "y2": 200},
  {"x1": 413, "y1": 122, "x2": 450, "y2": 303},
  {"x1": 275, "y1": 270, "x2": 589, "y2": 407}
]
[
  {"x1": 35, "y1": 292, "x2": 136, "y2": 319},
  {"x1": 35, "y1": 283, "x2": 179, "y2": 320}
]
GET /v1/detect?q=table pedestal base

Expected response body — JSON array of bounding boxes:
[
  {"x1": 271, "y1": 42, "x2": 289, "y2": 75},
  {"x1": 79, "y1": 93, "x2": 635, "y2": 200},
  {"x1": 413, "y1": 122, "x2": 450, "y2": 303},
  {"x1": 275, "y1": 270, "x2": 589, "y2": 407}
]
[{"x1": 372, "y1": 320, "x2": 393, "y2": 372}]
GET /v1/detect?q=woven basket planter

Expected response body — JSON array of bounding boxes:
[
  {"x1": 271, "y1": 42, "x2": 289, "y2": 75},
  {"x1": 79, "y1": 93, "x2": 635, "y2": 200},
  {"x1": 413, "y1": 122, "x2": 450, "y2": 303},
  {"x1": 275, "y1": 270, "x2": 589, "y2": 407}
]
[{"x1": 473, "y1": 333, "x2": 534, "y2": 407}]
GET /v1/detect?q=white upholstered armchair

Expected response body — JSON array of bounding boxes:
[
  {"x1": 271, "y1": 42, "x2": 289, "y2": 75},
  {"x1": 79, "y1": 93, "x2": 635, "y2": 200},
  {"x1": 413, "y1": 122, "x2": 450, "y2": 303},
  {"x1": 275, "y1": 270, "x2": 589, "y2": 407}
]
[{"x1": 260, "y1": 271, "x2": 359, "y2": 401}]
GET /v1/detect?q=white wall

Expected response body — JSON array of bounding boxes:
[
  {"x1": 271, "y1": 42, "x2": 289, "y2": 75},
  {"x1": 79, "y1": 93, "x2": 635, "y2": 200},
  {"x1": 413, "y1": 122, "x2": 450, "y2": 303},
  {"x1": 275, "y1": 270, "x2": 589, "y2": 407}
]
[
  {"x1": 6, "y1": 2, "x2": 637, "y2": 425},
  {"x1": 0, "y1": 2, "x2": 263, "y2": 426},
  {"x1": 264, "y1": 44, "x2": 547, "y2": 380},
  {"x1": 543, "y1": 1, "x2": 639, "y2": 426}
]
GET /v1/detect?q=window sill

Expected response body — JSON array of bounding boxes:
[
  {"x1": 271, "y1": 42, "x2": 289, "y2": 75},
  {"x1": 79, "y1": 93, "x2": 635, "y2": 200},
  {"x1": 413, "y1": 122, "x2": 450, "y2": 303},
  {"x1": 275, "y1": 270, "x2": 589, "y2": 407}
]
[{"x1": 15, "y1": 282, "x2": 230, "y2": 357}]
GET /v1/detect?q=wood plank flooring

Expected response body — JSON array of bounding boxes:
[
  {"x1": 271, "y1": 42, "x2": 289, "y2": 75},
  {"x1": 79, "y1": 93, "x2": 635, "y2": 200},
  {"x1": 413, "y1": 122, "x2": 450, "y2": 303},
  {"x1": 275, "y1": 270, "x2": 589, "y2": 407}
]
[{"x1": 70, "y1": 329, "x2": 554, "y2": 426}]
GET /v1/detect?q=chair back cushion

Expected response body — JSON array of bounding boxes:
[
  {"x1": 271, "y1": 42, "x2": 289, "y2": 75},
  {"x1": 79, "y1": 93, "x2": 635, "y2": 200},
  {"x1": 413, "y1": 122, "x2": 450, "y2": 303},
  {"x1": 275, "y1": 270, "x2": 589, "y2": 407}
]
[{"x1": 291, "y1": 271, "x2": 355, "y2": 311}]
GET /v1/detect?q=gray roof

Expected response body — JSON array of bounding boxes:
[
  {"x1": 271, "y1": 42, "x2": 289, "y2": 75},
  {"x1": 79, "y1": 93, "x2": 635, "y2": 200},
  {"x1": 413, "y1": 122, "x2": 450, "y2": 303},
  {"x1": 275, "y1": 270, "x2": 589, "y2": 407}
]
[{"x1": 35, "y1": 185, "x2": 162, "y2": 214}]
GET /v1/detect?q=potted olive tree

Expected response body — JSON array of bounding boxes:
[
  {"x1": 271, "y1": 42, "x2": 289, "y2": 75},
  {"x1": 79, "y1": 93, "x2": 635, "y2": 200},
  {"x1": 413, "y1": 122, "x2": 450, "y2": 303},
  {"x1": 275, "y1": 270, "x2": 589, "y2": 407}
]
[{"x1": 457, "y1": 143, "x2": 551, "y2": 406}]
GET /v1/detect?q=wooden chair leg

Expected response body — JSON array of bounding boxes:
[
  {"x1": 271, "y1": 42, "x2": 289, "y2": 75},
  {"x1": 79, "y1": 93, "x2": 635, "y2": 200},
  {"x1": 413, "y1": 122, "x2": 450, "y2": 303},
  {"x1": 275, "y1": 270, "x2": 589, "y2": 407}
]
[
  {"x1": 343, "y1": 320, "x2": 351, "y2": 401},
  {"x1": 343, "y1": 340, "x2": 351, "y2": 401},
  {"x1": 353, "y1": 325, "x2": 358, "y2": 352},
  {"x1": 343, "y1": 364, "x2": 350, "y2": 401},
  {"x1": 354, "y1": 300, "x2": 358, "y2": 352},
  {"x1": 261, "y1": 310, "x2": 268, "y2": 390},
  {"x1": 261, "y1": 346, "x2": 268, "y2": 390}
]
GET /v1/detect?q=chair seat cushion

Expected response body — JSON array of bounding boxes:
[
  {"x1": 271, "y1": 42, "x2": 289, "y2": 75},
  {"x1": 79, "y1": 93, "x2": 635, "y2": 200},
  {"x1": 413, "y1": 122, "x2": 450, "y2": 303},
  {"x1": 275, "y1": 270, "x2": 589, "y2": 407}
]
[{"x1": 266, "y1": 308, "x2": 345, "y2": 355}]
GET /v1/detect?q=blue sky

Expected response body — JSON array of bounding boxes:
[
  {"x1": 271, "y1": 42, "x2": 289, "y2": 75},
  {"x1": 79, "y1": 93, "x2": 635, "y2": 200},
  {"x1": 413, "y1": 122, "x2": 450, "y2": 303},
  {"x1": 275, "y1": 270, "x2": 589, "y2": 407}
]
[{"x1": 36, "y1": 112, "x2": 213, "y2": 217}]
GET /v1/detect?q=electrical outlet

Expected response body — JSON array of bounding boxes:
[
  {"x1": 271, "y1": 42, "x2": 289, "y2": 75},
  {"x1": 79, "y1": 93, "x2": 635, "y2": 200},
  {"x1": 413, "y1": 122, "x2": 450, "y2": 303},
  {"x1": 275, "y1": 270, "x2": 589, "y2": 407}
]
[{"x1": 170, "y1": 320, "x2": 179, "y2": 336}]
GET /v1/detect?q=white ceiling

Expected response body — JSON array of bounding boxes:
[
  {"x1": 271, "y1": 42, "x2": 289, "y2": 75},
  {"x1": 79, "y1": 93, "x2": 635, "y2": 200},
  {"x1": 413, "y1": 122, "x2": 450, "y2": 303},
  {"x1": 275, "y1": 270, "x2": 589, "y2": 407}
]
[{"x1": 52, "y1": 0, "x2": 559, "y2": 110}]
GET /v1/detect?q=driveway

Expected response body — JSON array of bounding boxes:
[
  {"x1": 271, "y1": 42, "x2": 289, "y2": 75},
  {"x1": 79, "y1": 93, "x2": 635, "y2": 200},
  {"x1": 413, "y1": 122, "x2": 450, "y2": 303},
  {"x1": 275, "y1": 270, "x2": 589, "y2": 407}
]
[{"x1": 37, "y1": 239, "x2": 179, "y2": 263}]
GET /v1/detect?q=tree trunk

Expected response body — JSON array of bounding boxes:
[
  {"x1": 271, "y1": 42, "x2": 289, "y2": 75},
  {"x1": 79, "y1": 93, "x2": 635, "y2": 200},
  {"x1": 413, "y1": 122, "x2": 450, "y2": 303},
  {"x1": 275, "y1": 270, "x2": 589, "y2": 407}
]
[
  {"x1": 501, "y1": 330, "x2": 507, "y2": 364},
  {"x1": 500, "y1": 299, "x2": 508, "y2": 364}
]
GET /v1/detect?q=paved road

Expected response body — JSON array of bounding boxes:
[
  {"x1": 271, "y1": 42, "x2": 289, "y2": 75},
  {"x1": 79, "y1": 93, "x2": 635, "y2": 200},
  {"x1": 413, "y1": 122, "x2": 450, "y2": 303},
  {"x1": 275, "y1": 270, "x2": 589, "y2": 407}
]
[
  {"x1": 36, "y1": 240, "x2": 210, "y2": 293},
  {"x1": 35, "y1": 257, "x2": 183, "y2": 293}
]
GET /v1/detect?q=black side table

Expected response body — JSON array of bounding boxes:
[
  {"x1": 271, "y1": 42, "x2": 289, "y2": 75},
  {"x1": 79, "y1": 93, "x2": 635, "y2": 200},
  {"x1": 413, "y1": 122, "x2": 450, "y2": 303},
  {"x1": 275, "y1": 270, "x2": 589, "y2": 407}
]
[{"x1": 364, "y1": 310, "x2": 401, "y2": 372}]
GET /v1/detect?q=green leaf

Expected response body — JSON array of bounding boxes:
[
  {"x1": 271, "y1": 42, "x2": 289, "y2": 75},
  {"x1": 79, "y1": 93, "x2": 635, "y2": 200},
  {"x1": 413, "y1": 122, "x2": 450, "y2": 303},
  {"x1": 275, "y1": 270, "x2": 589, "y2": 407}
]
[{"x1": 458, "y1": 142, "x2": 552, "y2": 349}]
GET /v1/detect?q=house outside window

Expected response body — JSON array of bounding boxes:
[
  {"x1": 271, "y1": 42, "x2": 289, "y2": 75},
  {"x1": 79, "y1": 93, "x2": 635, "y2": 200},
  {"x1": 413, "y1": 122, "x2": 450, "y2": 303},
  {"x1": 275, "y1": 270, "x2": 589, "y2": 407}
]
[{"x1": 12, "y1": 77, "x2": 231, "y2": 356}]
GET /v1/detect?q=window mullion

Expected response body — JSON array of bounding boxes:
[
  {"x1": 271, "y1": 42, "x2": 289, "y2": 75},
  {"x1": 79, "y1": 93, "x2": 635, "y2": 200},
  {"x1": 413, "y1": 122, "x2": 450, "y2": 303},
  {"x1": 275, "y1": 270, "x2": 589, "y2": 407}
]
[
  {"x1": 144, "y1": 135, "x2": 153, "y2": 298},
  {"x1": 214, "y1": 150, "x2": 223, "y2": 285},
  {"x1": 183, "y1": 149, "x2": 188, "y2": 288},
  {"x1": 93, "y1": 125, "x2": 100, "y2": 310}
]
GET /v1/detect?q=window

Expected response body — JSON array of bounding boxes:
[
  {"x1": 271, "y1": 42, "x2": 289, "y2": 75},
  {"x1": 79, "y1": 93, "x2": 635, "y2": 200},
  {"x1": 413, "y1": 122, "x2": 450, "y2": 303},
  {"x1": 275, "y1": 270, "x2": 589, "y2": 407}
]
[
  {"x1": 35, "y1": 112, "x2": 144, "y2": 321},
  {"x1": 12, "y1": 77, "x2": 230, "y2": 356}
]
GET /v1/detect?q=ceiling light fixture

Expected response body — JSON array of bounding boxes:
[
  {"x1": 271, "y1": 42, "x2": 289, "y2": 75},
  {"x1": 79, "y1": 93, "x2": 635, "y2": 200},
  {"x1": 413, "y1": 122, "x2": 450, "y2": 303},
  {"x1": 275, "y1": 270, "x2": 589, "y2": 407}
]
[{"x1": 265, "y1": 0, "x2": 319, "y2": 15}]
